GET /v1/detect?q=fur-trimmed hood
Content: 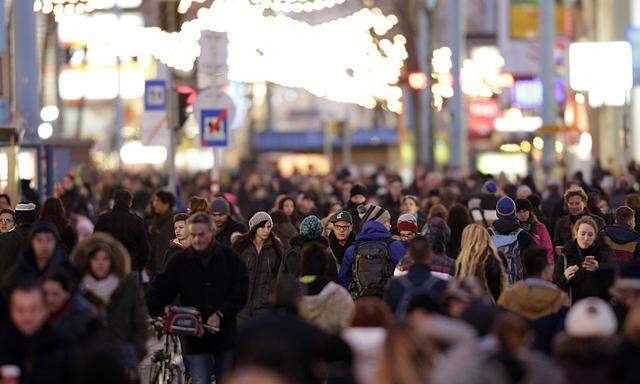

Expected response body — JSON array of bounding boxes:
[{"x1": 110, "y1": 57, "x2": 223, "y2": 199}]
[{"x1": 71, "y1": 232, "x2": 131, "y2": 279}]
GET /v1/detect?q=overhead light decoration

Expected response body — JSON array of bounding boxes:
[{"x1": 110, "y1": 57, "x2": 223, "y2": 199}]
[
  {"x1": 61, "y1": 0, "x2": 407, "y2": 112},
  {"x1": 34, "y1": 0, "x2": 142, "y2": 18},
  {"x1": 249, "y1": 0, "x2": 348, "y2": 13},
  {"x1": 178, "y1": 0, "x2": 206, "y2": 14}
]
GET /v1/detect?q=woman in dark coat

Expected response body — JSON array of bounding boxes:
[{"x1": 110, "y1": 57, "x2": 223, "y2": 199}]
[
  {"x1": 39, "y1": 197, "x2": 77, "y2": 252},
  {"x1": 71, "y1": 232, "x2": 149, "y2": 366},
  {"x1": 553, "y1": 216, "x2": 615, "y2": 304},
  {"x1": 232, "y1": 211, "x2": 284, "y2": 325},
  {"x1": 447, "y1": 203, "x2": 473, "y2": 259}
]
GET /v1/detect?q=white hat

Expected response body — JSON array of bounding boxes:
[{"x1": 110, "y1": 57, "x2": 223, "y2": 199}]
[
  {"x1": 397, "y1": 213, "x2": 417, "y2": 224},
  {"x1": 565, "y1": 297, "x2": 617, "y2": 338},
  {"x1": 248, "y1": 211, "x2": 273, "y2": 231}
]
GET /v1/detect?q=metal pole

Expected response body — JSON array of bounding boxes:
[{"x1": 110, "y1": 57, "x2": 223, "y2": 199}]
[
  {"x1": 424, "y1": 6, "x2": 435, "y2": 168},
  {"x1": 114, "y1": 6, "x2": 123, "y2": 164},
  {"x1": 540, "y1": 0, "x2": 557, "y2": 172},
  {"x1": 448, "y1": 0, "x2": 467, "y2": 173},
  {"x1": 0, "y1": 0, "x2": 9, "y2": 126},
  {"x1": 161, "y1": 66, "x2": 178, "y2": 195},
  {"x1": 13, "y1": 0, "x2": 40, "y2": 143},
  {"x1": 341, "y1": 121, "x2": 351, "y2": 166},
  {"x1": 416, "y1": 6, "x2": 432, "y2": 168},
  {"x1": 630, "y1": 0, "x2": 640, "y2": 163}
]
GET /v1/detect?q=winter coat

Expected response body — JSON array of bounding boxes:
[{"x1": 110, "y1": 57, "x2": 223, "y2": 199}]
[
  {"x1": 83, "y1": 274, "x2": 149, "y2": 361},
  {"x1": 611, "y1": 338, "x2": 640, "y2": 384},
  {"x1": 383, "y1": 263, "x2": 448, "y2": 313},
  {"x1": 235, "y1": 309, "x2": 328, "y2": 384},
  {"x1": 51, "y1": 293, "x2": 103, "y2": 347},
  {"x1": 338, "y1": 221, "x2": 406, "y2": 288},
  {"x1": 146, "y1": 243, "x2": 249, "y2": 354},
  {"x1": 147, "y1": 210, "x2": 175, "y2": 276},
  {"x1": 273, "y1": 222, "x2": 297, "y2": 251},
  {"x1": 327, "y1": 230, "x2": 356, "y2": 265},
  {"x1": 215, "y1": 217, "x2": 247, "y2": 246},
  {"x1": 601, "y1": 224, "x2": 640, "y2": 265},
  {"x1": 0, "y1": 226, "x2": 30, "y2": 280},
  {"x1": 60, "y1": 187, "x2": 90, "y2": 218},
  {"x1": 3, "y1": 247, "x2": 75, "y2": 290},
  {"x1": 94, "y1": 207, "x2": 150, "y2": 274},
  {"x1": 498, "y1": 279, "x2": 569, "y2": 354},
  {"x1": 234, "y1": 237, "x2": 283, "y2": 324},
  {"x1": 279, "y1": 235, "x2": 339, "y2": 283},
  {"x1": 552, "y1": 238, "x2": 615, "y2": 303},
  {"x1": 554, "y1": 334, "x2": 618, "y2": 384},
  {"x1": 160, "y1": 238, "x2": 187, "y2": 273},
  {"x1": 553, "y1": 210, "x2": 606, "y2": 246},
  {"x1": 526, "y1": 221, "x2": 555, "y2": 264},
  {"x1": 54, "y1": 222, "x2": 77, "y2": 252},
  {"x1": 299, "y1": 281, "x2": 355, "y2": 335},
  {"x1": 0, "y1": 323, "x2": 70, "y2": 384}
]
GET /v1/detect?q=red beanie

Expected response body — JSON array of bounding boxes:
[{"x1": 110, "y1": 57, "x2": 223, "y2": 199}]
[{"x1": 397, "y1": 220, "x2": 418, "y2": 233}]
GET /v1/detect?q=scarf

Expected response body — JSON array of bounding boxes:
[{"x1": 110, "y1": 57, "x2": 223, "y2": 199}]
[{"x1": 82, "y1": 274, "x2": 120, "y2": 304}]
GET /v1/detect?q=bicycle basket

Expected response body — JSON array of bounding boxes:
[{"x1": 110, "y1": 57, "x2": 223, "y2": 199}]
[{"x1": 162, "y1": 306, "x2": 204, "y2": 337}]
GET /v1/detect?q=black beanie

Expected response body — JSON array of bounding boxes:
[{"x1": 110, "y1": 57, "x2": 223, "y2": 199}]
[
  {"x1": 515, "y1": 198, "x2": 532, "y2": 212},
  {"x1": 29, "y1": 220, "x2": 60, "y2": 242},
  {"x1": 526, "y1": 194, "x2": 541, "y2": 208},
  {"x1": 350, "y1": 184, "x2": 367, "y2": 198}
]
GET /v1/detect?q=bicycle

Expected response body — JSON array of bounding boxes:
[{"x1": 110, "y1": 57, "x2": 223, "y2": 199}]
[{"x1": 147, "y1": 306, "x2": 219, "y2": 384}]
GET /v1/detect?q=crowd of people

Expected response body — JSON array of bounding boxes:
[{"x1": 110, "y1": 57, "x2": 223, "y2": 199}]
[{"x1": 0, "y1": 164, "x2": 639, "y2": 383}]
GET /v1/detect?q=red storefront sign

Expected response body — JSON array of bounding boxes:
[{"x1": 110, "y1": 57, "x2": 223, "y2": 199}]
[{"x1": 468, "y1": 99, "x2": 500, "y2": 140}]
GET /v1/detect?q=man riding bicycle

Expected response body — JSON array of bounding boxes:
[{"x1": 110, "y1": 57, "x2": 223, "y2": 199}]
[{"x1": 147, "y1": 213, "x2": 249, "y2": 384}]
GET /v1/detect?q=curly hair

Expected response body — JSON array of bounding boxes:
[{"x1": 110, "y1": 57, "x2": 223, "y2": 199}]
[
  {"x1": 572, "y1": 215, "x2": 599, "y2": 236},
  {"x1": 564, "y1": 187, "x2": 588, "y2": 205}
]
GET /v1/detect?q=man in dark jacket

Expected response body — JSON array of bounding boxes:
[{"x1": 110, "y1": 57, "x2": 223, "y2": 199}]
[
  {"x1": 326, "y1": 211, "x2": 355, "y2": 265},
  {"x1": 490, "y1": 197, "x2": 534, "y2": 284},
  {"x1": 0, "y1": 203, "x2": 36, "y2": 278},
  {"x1": 601, "y1": 206, "x2": 640, "y2": 265},
  {"x1": 347, "y1": 184, "x2": 367, "y2": 234},
  {"x1": 59, "y1": 174, "x2": 89, "y2": 218},
  {"x1": 211, "y1": 197, "x2": 246, "y2": 246},
  {"x1": 147, "y1": 212, "x2": 249, "y2": 383},
  {"x1": 0, "y1": 282, "x2": 70, "y2": 384},
  {"x1": 94, "y1": 189, "x2": 150, "y2": 282},
  {"x1": 146, "y1": 190, "x2": 176, "y2": 278},
  {"x1": 384, "y1": 235, "x2": 448, "y2": 315},
  {"x1": 3, "y1": 221, "x2": 75, "y2": 291}
]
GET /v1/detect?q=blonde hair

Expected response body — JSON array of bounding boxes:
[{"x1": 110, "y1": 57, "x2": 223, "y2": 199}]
[
  {"x1": 572, "y1": 215, "x2": 599, "y2": 236},
  {"x1": 455, "y1": 223, "x2": 506, "y2": 298}
]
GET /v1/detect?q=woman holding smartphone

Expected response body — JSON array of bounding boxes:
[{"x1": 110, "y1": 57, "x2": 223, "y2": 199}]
[{"x1": 553, "y1": 216, "x2": 614, "y2": 303}]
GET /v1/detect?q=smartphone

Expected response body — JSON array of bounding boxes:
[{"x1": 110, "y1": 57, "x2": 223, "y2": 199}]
[{"x1": 585, "y1": 256, "x2": 595, "y2": 263}]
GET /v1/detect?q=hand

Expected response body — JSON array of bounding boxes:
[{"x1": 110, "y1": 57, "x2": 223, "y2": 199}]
[
  {"x1": 206, "y1": 313, "x2": 221, "y2": 329},
  {"x1": 564, "y1": 265, "x2": 579, "y2": 280},
  {"x1": 582, "y1": 258, "x2": 599, "y2": 272}
]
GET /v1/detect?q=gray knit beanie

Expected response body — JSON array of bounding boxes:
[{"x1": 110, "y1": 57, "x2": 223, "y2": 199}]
[
  {"x1": 358, "y1": 204, "x2": 391, "y2": 224},
  {"x1": 210, "y1": 197, "x2": 230, "y2": 215},
  {"x1": 249, "y1": 211, "x2": 273, "y2": 231}
]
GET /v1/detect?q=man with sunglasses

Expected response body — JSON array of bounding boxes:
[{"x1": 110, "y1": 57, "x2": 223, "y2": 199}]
[{"x1": 327, "y1": 211, "x2": 355, "y2": 265}]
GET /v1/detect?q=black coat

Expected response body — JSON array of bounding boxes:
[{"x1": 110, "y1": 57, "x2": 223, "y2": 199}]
[
  {"x1": 146, "y1": 243, "x2": 249, "y2": 354},
  {"x1": 327, "y1": 231, "x2": 356, "y2": 266},
  {"x1": 279, "y1": 236, "x2": 339, "y2": 283},
  {"x1": 0, "y1": 323, "x2": 70, "y2": 384},
  {"x1": 51, "y1": 293, "x2": 104, "y2": 354},
  {"x1": 94, "y1": 207, "x2": 150, "y2": 273},
  {"x1": 55, "y1": 222, "x2": 77, "y2": 253},
  {"x1": 235, "y1": 309, "x2": 329, "y2": 384},
  {"x1": 383, "y1": 263, "x2": 448, "y2": 313},
  {"x1": 215, "y1": 217, "x2": 247, "y2": 246},
  {"x1": 0, "y1": 227, "x2": 29, "y2": 279},
  {"x1": 147, "y1": 210, "x2": 175, "y2": 276},
  {"x1": 84, "y1": 274, "x2": 149, "y2": 361},
  {"x1": 553, "y1": 239, "x2": 615, "y2": 303},
  {"x1": 60, "y1": 187, "x2": 90, "y2": 218},
  {"x1": 3, "y1": 248, "x2": 75, "y2": 291},
  {"x1": 611, "y1": 339, "x2": 640, "y2": 384}
]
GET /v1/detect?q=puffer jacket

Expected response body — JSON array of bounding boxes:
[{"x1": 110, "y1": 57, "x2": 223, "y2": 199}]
[
  {"x1": 601, "y1": 224, "x2": 640, "y2": 265},
  {"x1": 299, "y1": 281, "x2": 354, "y2": 335},
  {"x1": 234, "y1": 237, "x2": 283, "y2": 324}
]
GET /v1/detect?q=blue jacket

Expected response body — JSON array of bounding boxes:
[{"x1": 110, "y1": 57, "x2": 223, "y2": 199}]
[{"x1": 339, "y1": 221, "x2": 406, "y2": 288}]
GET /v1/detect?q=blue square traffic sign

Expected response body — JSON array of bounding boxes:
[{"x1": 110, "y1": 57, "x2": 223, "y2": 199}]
[
  {"x1": 144, "y1": 80, "x2": 167, "y2": 111},
  {"x1": 200, "y1": 109, "x2": 228, "y2": 147}
]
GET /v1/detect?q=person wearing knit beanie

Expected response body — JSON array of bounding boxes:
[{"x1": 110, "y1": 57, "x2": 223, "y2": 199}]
[
  {"x1": 248, "y1": 211, "x2": 273, "y2": 232},
  {"x1": 515, "y1": 198, "x2": 532, "y2": 214},
  {"x1": 481, "y1": 181, "x2": 498, "y2": 195},
  {"x1": 496, "y1": 197, "x2": 517, "y2": 221},
  {"x1": 299, "y1": 215, "x2": 324, "y2": 240},
  {"x1": 358, "y1": 204, "x2": 392, "y2": 227}
]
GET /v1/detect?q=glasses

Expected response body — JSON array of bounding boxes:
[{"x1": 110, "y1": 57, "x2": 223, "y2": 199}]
[
  {"x1": 333, "y1": 224, "x2": 352, "y2": 231},
  {"x1": 0, "y1": 218, "x2": 14, "y2": 224}
]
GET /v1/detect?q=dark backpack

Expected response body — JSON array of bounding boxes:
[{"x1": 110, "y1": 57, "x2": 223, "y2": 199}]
[
  {"x1": 349, "y1": 239, "x2": 393, "y2": 299},
  {"x1": 489, "y1": 227, "x2": 524, "y2": 285},
  {"x1": 394, "y1": 275, "x2": 440, "y2": 318}
]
